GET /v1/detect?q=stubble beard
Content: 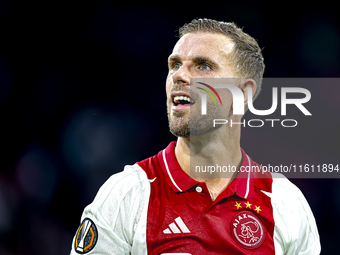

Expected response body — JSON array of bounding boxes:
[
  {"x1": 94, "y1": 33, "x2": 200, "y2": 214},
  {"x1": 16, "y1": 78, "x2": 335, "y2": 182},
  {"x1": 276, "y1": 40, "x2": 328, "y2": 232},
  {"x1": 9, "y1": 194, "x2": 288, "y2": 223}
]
[
  {"x1": 167, "y1": 105, "x2": 191, "y2": 138},
  {"x1": 167, "y1": 98, "x2": 225, "y2": 138}
]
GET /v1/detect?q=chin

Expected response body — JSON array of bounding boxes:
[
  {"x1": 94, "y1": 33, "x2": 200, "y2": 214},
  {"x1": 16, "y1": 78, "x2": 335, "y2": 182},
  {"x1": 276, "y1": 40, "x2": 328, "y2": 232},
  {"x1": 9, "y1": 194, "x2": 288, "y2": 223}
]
[{"x1": 168, "y1": 119, "x2": 190, "y2": 138}]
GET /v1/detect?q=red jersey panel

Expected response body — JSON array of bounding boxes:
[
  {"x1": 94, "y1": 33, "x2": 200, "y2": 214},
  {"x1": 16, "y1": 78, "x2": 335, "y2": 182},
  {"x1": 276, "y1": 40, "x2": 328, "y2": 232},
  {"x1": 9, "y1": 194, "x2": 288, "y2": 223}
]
[{"x1": 137, "y1": 141, "x2": 275, "y2": 255}]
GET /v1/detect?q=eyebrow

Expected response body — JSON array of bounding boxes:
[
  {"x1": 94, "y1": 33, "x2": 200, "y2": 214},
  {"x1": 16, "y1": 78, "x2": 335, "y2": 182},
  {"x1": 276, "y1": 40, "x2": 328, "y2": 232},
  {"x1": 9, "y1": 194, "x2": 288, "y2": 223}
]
[
  {"x1": 194, "y1": 56, "x2": 212, "y2": 63},
  {"x1": 168, "y1": 55, "x2": 219, "y2": 69},
  {"x1": 168, "y1": 55, "x2": 181, "y2": 63}
]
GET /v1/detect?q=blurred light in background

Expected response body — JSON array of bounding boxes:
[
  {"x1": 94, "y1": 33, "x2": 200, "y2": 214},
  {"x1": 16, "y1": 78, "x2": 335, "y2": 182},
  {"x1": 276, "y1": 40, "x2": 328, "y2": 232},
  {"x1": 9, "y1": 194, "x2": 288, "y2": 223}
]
[
  {"x1": 61, "y1": 106, "x2": 153, "y2": 198},
  {"x1": 296, "y1": 15, "x2": 340, "y2": 75},
  {"x1": 15, "y1": 144, "x2": 60, "y2": 205}
]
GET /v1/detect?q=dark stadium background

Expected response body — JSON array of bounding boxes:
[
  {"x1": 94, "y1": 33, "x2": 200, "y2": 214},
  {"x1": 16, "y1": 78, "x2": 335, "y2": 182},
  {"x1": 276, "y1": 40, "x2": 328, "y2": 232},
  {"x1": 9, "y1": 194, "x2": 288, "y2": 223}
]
[{"x1": 0, "y1": 1, "x2": 339, "y2": 254}]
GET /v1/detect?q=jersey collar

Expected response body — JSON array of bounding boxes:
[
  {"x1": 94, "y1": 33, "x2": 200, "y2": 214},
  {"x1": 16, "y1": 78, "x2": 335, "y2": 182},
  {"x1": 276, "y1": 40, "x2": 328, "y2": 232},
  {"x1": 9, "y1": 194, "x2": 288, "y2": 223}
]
[
  {"x1": 157, "y1": 142, "x2": 270, "y2": 200},
  {"x1": 157, "y1": 141, "x2": 197, "y2": 193}
]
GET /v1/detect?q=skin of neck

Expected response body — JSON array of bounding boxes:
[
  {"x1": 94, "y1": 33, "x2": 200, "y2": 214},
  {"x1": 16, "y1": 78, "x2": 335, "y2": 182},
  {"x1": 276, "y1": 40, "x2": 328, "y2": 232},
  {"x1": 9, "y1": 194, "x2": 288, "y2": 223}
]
[{"x1": 174, "y1": 114, "x2": 244, "y2": 200}]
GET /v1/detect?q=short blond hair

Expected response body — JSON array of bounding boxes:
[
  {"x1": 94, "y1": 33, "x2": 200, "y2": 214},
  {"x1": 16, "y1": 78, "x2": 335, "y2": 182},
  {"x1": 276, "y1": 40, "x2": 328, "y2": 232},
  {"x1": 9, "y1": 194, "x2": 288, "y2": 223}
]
[{"x1": 179, "y1": 18, "x2": 265, "y2": 100}]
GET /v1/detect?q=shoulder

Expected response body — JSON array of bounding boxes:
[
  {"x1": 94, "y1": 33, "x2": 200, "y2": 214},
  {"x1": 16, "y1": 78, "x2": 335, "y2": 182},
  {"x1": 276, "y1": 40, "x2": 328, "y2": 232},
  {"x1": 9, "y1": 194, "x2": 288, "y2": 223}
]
[
  {"x1": 268, "y1": 173, "x2": 317, "y2": 231},
  {"x1": 72, "y1": 164, "x2": 151, "y2": 254},
  {"x1": 270, "y1": 173, "x2": 315, "y2": 221},
  {"x1": 84, "y1": 164, "x2": 151, "y2": 220},
  {"x1": 264, "y1": 173, "x2": 321, "y2": 254}
]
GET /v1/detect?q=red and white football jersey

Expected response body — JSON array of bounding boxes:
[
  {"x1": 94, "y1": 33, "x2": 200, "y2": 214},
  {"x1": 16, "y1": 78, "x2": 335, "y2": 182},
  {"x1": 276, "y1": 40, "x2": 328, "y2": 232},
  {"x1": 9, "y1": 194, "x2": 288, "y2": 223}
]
[{"x1": 71, "y1": 142, "x2": 321, "y2": 254}]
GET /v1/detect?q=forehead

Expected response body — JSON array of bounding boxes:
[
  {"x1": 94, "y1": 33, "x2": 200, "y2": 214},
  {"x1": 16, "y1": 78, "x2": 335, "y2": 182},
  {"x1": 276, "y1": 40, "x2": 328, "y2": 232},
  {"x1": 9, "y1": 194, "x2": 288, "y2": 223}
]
[{"x1": 171, "y1": 32, "x2": 234, "y2": 60}]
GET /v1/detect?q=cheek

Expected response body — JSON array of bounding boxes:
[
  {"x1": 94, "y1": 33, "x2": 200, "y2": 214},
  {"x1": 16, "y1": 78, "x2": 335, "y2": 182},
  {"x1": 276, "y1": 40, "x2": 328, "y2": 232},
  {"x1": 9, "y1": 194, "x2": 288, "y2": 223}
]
[
  {"x1": 218, "y1": 90, "x2": 233, "y2": 112},
  {"x1": 165, "y1": 74, "x2": 172, "y2": 95}
]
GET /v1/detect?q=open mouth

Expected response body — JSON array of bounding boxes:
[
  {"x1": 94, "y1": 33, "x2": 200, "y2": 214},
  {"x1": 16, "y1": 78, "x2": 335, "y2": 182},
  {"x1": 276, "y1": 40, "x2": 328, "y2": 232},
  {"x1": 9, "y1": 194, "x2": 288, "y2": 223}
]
[
  {"x1": 170, "y1": 92, "x2": 195, "y2": 111},
  {"x1": 173, "y1": 95, "x2": 193, "y2": 106}
]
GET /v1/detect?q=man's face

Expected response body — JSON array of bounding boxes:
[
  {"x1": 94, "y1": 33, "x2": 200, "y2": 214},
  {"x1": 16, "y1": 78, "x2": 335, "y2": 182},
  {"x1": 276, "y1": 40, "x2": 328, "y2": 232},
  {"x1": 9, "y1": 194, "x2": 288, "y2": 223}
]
[{"x1": 166, "y1": 32, "x2": 236, "y2": 138}]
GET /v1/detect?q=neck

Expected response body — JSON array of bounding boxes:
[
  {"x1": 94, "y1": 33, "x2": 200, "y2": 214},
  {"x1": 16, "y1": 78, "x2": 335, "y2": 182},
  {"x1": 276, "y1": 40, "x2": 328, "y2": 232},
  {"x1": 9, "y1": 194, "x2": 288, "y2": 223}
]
[{"x1": 174, "y1": 124, "x2": 243, "y2": 200}]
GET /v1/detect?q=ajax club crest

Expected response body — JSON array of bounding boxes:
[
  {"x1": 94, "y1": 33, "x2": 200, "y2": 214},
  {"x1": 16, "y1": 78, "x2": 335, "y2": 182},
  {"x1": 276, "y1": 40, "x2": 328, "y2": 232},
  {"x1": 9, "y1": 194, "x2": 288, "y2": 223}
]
[{"x1": 231, "y1": 211, "x2": 266, "y2": 249}]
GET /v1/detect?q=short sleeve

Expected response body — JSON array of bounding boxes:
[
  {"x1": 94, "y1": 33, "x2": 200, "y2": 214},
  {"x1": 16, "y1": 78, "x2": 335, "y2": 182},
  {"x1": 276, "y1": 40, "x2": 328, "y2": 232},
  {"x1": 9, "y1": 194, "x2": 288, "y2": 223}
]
[
  {"x1": 70, "y1": 165, "x2": 150, "y2": 255},
  {"x1": 269, "y1": 175, "x2": 321, "y2": 255}
]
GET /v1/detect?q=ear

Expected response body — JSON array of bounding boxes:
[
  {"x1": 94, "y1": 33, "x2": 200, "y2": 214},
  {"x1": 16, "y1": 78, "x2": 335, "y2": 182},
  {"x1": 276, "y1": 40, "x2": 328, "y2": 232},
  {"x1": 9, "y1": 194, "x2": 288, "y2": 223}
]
[{"x1": 241, "y1": 79, "x2": 257, "y2": 107}]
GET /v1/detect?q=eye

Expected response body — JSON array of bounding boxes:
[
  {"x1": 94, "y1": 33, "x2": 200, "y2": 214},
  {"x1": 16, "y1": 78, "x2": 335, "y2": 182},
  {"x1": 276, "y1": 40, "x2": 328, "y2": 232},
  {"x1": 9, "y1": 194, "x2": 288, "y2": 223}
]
[
  {"x1": 173, "y1": 63, "x2": 181, "y2": 70},
  {"x1": 199, "y1": 63, "x2": 211, "y2": 70}
]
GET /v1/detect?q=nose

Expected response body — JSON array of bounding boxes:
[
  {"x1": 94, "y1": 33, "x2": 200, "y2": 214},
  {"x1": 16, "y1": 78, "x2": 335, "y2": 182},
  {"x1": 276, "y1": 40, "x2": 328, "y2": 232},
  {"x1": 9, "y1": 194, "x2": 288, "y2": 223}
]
[{"x1": 172, "y1": 64, "x2": 191, "y2": 86}]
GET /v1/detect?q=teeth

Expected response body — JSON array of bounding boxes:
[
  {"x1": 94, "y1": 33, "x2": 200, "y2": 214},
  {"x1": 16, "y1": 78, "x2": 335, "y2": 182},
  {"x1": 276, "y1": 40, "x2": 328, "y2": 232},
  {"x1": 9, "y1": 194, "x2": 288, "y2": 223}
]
[{"x1": 174, "y1": 96, "x2": 191, "y2": 104}]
